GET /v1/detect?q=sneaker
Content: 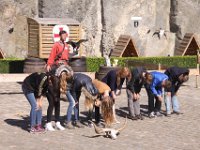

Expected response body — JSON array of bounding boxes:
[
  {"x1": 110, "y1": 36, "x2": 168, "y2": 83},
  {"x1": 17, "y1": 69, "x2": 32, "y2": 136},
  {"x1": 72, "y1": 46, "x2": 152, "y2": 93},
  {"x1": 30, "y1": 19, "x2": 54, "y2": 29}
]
[
  {"x1": 74, "y1": 121, "x2": 84, "y2": 128},
  {"x1": 45, "y1": 122, "x2": 55, "y2": 131},
  {"x1": 166, "y1": 112, "x2": 171, "y2": 117},
  {"x1": 130, "y1": 116, "x2": 138, "y2": 120},
  {"x1": 96, "y1": 122, "x2": 104, "y2": 128},
  {"x1": 136, "y1": 114, "x2": 144, "y2": 120},
  {"x1": 36, "y1": 125, "x2": 45, "y2": 133},
  {"x1": 173, "y1": 111, "x2": 182, "y2": 115},
  {"x1": 64, "y1": 121, "x2": 75, "y2": 129},
  {"x1": 149, "y1": 112, "x2": 155, "y2": 118},
  {"x1": 155, "y1": 111, "x2": 163, "y2": 117},
  {"x1": 87, "y1": 122, "x2": 94, "y2": 128},
  {"x1": 29, "y1": 126, "x2": 37, "y2": 134},
  {"x1": 55, "y1": 122, "x2": 65, "y2": 131}
]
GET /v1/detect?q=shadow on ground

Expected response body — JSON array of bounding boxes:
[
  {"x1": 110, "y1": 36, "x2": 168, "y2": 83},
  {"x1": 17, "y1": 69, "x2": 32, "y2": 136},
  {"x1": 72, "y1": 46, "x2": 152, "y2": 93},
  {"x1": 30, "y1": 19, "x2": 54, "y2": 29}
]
[
  {"x1": 0, "y1": 92, "x2": 23, "y2": 95},
  {"x1": 118, "y1": 104, "x2": 150, "y2": 117},
  {"x1": 4, "y1": 116, "x2": 30, "y2": 132}
]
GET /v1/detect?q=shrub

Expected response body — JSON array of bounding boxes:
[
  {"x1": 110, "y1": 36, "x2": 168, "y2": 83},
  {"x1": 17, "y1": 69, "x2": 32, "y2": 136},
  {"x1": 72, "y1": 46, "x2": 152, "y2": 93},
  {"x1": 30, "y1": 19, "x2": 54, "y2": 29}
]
[
  {"x1": 86, "y1": 56, "x2": 197, "y2": 72},
  {"x1": 86, "y1": 57, "x2": 105, "y2": 72},
  {"x1": 0, "y1": 56, "x2": 197, "y2": 73},
  {"x1": 0, "y1": 59, "x2": 24, "y2": 73}
]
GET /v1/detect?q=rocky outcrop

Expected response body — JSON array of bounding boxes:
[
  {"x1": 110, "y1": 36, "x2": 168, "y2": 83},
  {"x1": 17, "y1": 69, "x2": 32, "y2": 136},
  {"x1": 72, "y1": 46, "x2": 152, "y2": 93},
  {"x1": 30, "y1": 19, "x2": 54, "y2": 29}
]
[
  {"x1": 42, "y1": 0, "x2": 175, "y2": 56},
  {"x1": 101, "y1": 0, "x2": 175, "y2": 56},
  {"x1": 170, "y1": 0, "x2": 200, "y2": 54},
  {"x1": 0, "y1": 0, "x2": 37, "y2": 58},
  {"x1": 42, "y1": 0, "x2": 103, "y2": 56}
]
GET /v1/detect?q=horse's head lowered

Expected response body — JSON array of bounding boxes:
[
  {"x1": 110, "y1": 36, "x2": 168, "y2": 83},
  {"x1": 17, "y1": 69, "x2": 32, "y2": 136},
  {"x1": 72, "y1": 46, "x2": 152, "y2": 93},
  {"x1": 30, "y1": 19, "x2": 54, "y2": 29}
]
[{"x1": 48, "y1": 75, "x2": 60, "y2": 102}]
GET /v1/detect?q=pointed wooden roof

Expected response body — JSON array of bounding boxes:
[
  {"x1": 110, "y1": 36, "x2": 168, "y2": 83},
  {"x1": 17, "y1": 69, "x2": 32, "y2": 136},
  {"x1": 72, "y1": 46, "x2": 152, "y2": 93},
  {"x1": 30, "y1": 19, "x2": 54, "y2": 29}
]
[
  {"x1": 174, "y1": 33, "x2": 200, "y2": 56},
  {"x1": 111, "y1": 35, "x2": 139, "y2": 57},
  {"x1": 0, "y1": 48, "x2": 5, "y2": 59}
]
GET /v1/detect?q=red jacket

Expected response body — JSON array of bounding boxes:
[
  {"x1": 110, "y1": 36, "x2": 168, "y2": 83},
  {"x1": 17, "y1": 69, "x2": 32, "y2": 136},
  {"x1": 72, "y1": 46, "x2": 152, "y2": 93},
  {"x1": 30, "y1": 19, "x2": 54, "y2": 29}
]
[{"x1": 47, "y1": 41, "x2": 69, "y2": 66}]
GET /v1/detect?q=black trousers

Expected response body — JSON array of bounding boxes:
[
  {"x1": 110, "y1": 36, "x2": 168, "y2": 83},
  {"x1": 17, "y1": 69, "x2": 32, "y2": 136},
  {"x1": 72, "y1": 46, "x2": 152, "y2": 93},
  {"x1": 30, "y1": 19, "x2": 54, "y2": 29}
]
[
  {"x1": 87, "y1": 106, "x2": 100, "y2": 123},
  {"x1": 87, "y1": 94, "x2": 102, "y2": 124},
  {"x1": 145, "y1": 84, "x2": 162, "y2": 113},
  {"x1": 46, "y1": 94, "x2": 60, "y2": 122}
]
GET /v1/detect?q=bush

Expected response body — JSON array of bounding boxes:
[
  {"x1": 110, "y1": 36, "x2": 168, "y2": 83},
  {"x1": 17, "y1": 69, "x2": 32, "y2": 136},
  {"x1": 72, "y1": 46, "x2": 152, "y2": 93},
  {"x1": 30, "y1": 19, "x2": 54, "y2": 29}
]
[
  {"x1": 0, "y1": 56, "x2": 197, "y2": 73},
  {"x1": 86, "y1": 56, "x2": 197, "y2": 72},
  {"x1": 86, "y1": 57, "x2": 106, "y2": 72},
  {"x1": 0, "y1": 59, "x2": 24, "y2": 73}
]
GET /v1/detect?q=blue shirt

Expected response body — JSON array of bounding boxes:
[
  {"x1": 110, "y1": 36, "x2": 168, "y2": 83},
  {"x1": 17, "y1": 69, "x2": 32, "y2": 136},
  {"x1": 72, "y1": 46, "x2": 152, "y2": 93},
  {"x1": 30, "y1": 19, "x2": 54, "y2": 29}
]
[{"x1": 150, "y1": 71, "x2": 168, "y2": 96}]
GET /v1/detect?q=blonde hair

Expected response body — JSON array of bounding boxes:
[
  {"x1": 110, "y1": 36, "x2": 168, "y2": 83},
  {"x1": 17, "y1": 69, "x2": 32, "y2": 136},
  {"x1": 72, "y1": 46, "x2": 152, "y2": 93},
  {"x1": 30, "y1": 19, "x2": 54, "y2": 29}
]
[
  {"x1": 60, "y1": 72, "x2": 67, "y2": 94},
  {"x1": 164, "y1": 80, "x2": 172, "y2": 89},
  {"x1": 116, "y1": 67, "x2": 131, "y2": 87},
  {"x1": 101, "y1": 96, "x2": 114, "y2": 126}
]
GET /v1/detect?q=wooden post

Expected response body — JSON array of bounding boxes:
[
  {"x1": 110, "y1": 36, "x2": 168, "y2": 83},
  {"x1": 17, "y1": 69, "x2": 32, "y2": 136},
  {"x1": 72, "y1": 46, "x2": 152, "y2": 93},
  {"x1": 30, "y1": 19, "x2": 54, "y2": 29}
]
[
  {"x1": 196, "y1": 75, "x2": 199, "y2": 88},
  {"x1": 197, "y1": 49, "x2": 200, "y2": 73},
  {"x1": 39, "y1": 24, "x2": 42, "y2": 58},
  {"x1": 196, "y1": 49, "x2": 200, "y2": 88},
  {"x1": 158, "y1": 63, "x2": 161, "y2": 70},
  {"x1": 197, "y1": 63, "x2": 200, "y2": 75},
  {"x1": 79, "y1": 24, "x2": 82, "y2": 56}
]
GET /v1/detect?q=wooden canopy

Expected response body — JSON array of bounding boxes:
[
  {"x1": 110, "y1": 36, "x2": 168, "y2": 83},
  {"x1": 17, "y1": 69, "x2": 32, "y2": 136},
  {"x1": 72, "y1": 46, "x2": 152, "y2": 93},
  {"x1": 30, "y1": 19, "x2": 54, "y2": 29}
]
[
  {"x1": 111, "y1": 35, "x2": 139, "y2": 57},
  {"x1": 0, "y1": 48, "x2": 5, "y2": 59},
  {"x1": 30, "y1": 17, "x2": 80, "y2": 25},
  {"x1": 174, "y1": 33, "x2": 200, "y2": 56}
]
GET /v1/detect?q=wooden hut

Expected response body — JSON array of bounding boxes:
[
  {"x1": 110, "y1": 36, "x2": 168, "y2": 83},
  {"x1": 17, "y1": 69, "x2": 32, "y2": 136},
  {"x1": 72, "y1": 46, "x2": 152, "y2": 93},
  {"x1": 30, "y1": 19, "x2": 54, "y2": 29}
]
[
  {"x1": 0, "y1": 48, "x2": 5, "y2": 59},
  {"x1": 27, "y1": 18, "x2": 81, "y2": 58},
  {"x1": 111, "y1": 35, "x2": 139, "y2": 57},
  {"x1": 174, "y1": 33, "x2": 200, "y2": 56}
]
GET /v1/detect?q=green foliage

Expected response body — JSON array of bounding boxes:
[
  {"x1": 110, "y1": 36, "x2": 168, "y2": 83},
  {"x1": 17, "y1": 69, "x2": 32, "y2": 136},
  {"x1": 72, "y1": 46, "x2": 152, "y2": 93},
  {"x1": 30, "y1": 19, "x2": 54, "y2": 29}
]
[
  {"x1": 86, "y1": 56, "x2": 197, "y2": 72},
  {"x1": 0, "y1": 59, "x2": 24, "y2": 73},
  {"x1": 86, "y1": 57, "x2": 106, "y2": 72},
  {"x1": 0, "y1": 56, "x2": 197, "y2": 73}
]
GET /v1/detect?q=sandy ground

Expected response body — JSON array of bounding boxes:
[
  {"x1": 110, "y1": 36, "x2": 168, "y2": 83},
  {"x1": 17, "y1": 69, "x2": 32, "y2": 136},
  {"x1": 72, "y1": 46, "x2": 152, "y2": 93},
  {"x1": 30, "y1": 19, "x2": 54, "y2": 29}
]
[{"x1": 0, "y1": 76, "x2": 200, "y2": 150}]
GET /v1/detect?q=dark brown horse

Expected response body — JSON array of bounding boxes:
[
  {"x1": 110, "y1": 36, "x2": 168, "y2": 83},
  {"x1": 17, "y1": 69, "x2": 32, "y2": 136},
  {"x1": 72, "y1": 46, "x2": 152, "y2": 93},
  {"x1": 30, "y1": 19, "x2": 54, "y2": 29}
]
[
  {"x1": 47, "y1": 75, "x2": 60, "y2": 102},
  {"x1": 46, "y1": 75, "x2": 61, "y2": 123}
]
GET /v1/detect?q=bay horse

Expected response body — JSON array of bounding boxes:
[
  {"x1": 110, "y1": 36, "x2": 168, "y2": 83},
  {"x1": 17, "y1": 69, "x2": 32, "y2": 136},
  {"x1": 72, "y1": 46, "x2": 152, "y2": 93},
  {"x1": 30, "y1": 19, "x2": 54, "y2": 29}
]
[{"x1": 46, "y1": 74, "x2": 66, "y2": 131}]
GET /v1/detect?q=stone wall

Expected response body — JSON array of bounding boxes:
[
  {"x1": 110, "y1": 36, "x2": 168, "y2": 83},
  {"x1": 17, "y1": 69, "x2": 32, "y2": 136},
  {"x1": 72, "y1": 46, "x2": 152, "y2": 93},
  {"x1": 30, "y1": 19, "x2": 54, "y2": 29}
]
[
  {"x1": 170, "y1": 0, "x2": 200, "y2": 52},
  {"x1": 42, "y1": 0, "x2": 102, "y2": 56},
  {"x1": 0, "y1": 0, "x2": 200, "y2": 58},
  {"x1": 0, "y1": 0, "x2": 37, "y2": 58},
  {"x1": 42, "y1": 0, "x2": 176, "y2": 56}
]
